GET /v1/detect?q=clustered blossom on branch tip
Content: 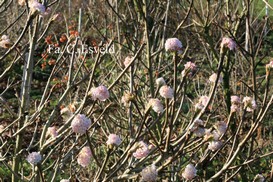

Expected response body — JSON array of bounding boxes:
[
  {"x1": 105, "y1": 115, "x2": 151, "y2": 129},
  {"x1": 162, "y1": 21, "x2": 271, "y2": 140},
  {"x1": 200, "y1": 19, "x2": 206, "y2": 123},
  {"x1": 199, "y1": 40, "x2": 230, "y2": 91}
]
[
  {"x1": 156, "y1": 77, "x2": 166, "y2": 87},
  {"x1": 27, "y1": 152, "x2": 42, "y2": 165},
  {"x1": 148, "y1": 98, "x2": 164, "y2": 113},
  {"x1": 165, "y1": 38, "x2": 182, "y2": 52},
  {"x1": 106, "y1": 134, "x2": 122, "y2": 146},
  {"x1": 191, "y1": 119, "x2": 205, "y2": 137},
  {"x1": 89, "y1": 85, "x2": 110, "y2": 101},
  {"x1": 71, "y1": 114, "x2": 91, "y2": 134},
  {"x1": 182, "y1": 62, "x2": 196, "y2": 77},
  {"x1": 230, "y1": 95, "x2": 241, "y2": 113},
  {"x1": 28, "y1": 0, "x2": 46, "y2": 15},
  {"x1": 208, "y1": 140, "x2": 222, "y2": 151},
  {"x1": 77, "y1": 146, "x2": 92, "y2": 167},
  {"x1": 46, "y1": 126, "x2": 58, "y2": 138},
  {"x1": 133, "y1": 141, "x2": 150, "y2": 159},
  {"x1": 195, "y1": 95, "x2": 209, "y2": 110},
  {"x1": 159, "y1": 85, "x2": 174, "y2": 99},
  {"x1": 215, "y1": 121, "x2": 227, "y2": 135},
  {"x1": 182, "y1": 164, "x2": 197, "y2": 180},
  {"x1": 221, "y1": 37, "x2": 236, "y2": 50},
  {"x1": 140, "y1": 164, "x2": 157, "y2": 182},
  {"x1": 242, "y1": 96, "x2": 257, "y2": 112}
]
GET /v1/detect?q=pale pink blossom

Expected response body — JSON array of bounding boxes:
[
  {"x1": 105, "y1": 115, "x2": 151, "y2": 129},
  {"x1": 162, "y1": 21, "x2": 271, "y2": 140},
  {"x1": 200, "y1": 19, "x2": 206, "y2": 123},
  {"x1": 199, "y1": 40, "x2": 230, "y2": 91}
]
[
  {"x1": 182, "y1": 62, "x2": 196, "y2": 77},
  {"x1": 184, "y1": 62, "x2": 196, "y2": 71},
  {"x1": 133, "y1": 141, "x2": 150, "y2": 159},
  {"x1": 204, "y1": 129, "x2": 213, "y2": 141},
  {"x1": 27, "y1": 152, "x2": 42, "y2": 165},
  {"x1": 221, "y1": 37, "x2": 236, "y2": 50},
  {"x1": 0, "y1": 35, "x2": 11, "y2": 48},
  {"x1": 209, "y1": 73, "x2": 223, "y2": 83},
  {"x1": 230, "y1": 104, "x2": 240, "y2": 113},
  {"x1": 231, "y1": 95, "x2": 241, "y2": 104},
  {"x1": 159, "y1": 85, "x2": 174, "y2": 99},
  {"x1": 89, "y1": 85, "x2": 109, "y2": 101},
  {"x1": 165, "y1": 38, "x2": 182, "y2": 52},
  {"x1": 208, "y1": 141, "x2": 222, "y2": 151},
  {"x1": 124, "y1": 56, "x2": 132, "y2": 67},
  {"x1": 215, "y1": 121, "x2": 227, "y2": 135},
  {"x1": 182, "y1": 164, "x2": 197, "y2": 180},
  {"x1": 195, "y1": 95, "x2": 209, "y2": 110},
  {"x1": 148, "y1": 98, "x2": 164, "y2": 113},
  {"x1": 193, "y1": 119, "x2": 204, "y2": 126},
  {"x1": 212, "y1": 130, "x2": 221, "y2": 140},
  {"x1": 156, "y1": 77, "x2": 166, "y2": 86},
  {"x1": 190, "y1": 119, "x2": 205, "y2": 137},
  {"x1": 193, "y1": 127, "x2": 205, "y2": 137},
  {"x1": 106, "y1": 134, "x2": 122, "y2": 146},
  {"x1": 71, "y1": 114, "x2": 91, "y2": 134},
  {"x1": 29, "y1": 0, "x2": 46, "y2": 15},
  {"x1": 77, "y1": 146, "x2": 92, "y2": 167},
  {"x1": 141, "y1": 164, "x2": 157, "y2": 182},
  {"x1": 243, "y1": 96, "x2": 257, "y2": 112},
  {"x1": 47, "y1": 126, "x2": 58, "y2": 138}
]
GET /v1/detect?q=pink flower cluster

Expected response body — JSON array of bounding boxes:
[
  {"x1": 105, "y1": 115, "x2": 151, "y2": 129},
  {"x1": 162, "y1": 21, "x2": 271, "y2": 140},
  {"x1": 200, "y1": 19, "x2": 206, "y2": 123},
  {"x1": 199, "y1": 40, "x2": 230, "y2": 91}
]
[
  {"x1": 215, "y1": 121, "x2": 227, "y2": 135},
  {"x1": 47, "y1": 126, "x2": 58, "y2": 138},
  {"x1": 133, "y1": 141, "x2": 150, "y2": 159},
  {"x1": 221, "y1": 37, "x2": 236, "y2": 50},
  {"x1": 148, "y1": 98, "x2": 164, "y2": 113},
  {"x1": 71, "y1": 114, "x2": 91, "y2": 134},
  {"x1": 0, "y1": 35, "x2": 11, "y2": 49},
  {"x1": 156, "y1": 77, "x2": 166, "y2": 87},
  {"x1": 195, "y1": 95, "x2": 209, "y2": 110},
  {"x1": 159, "y1": 85, "x2": 174, "y2": 99},
  {"x1": 182, "y1": 164, "x2": 197, "y2": 180},
  {"x1": 230, "y1": 95, "x2": 241, "y2": 113},
  {"x1": 242, "y1": 96, "x2": 257, "y2": 112},
  {"x1": 89, "y1": 85, "x2": 109, "y2": 101},
  {"x1": 29, "y1": 0, "x2": 46, "y2": 15},
  {"x1": 165, "y1": 38, "x2": 182, "y2": 52},
  {"x1": 27, "y1": 152, "x2": 42, "y2": 165},
  {"x1": 141, "y1": 164, "x2": 157, "y2": 182},
  {"x1": 182, "y1": 62, "x2": 196, "y2": 77},
  {"x1": 106, "y1": 134, "x2": 122, "y2": 146},
  {"x1": 208, "y1": 140, "x2": 222, "y2": 151},
  {"x1": 77, "y1": 146, "x2": 92, "y2": 167},
  {"x1": 190, "y1": 119, "x2": 205, "y2": 137}
]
